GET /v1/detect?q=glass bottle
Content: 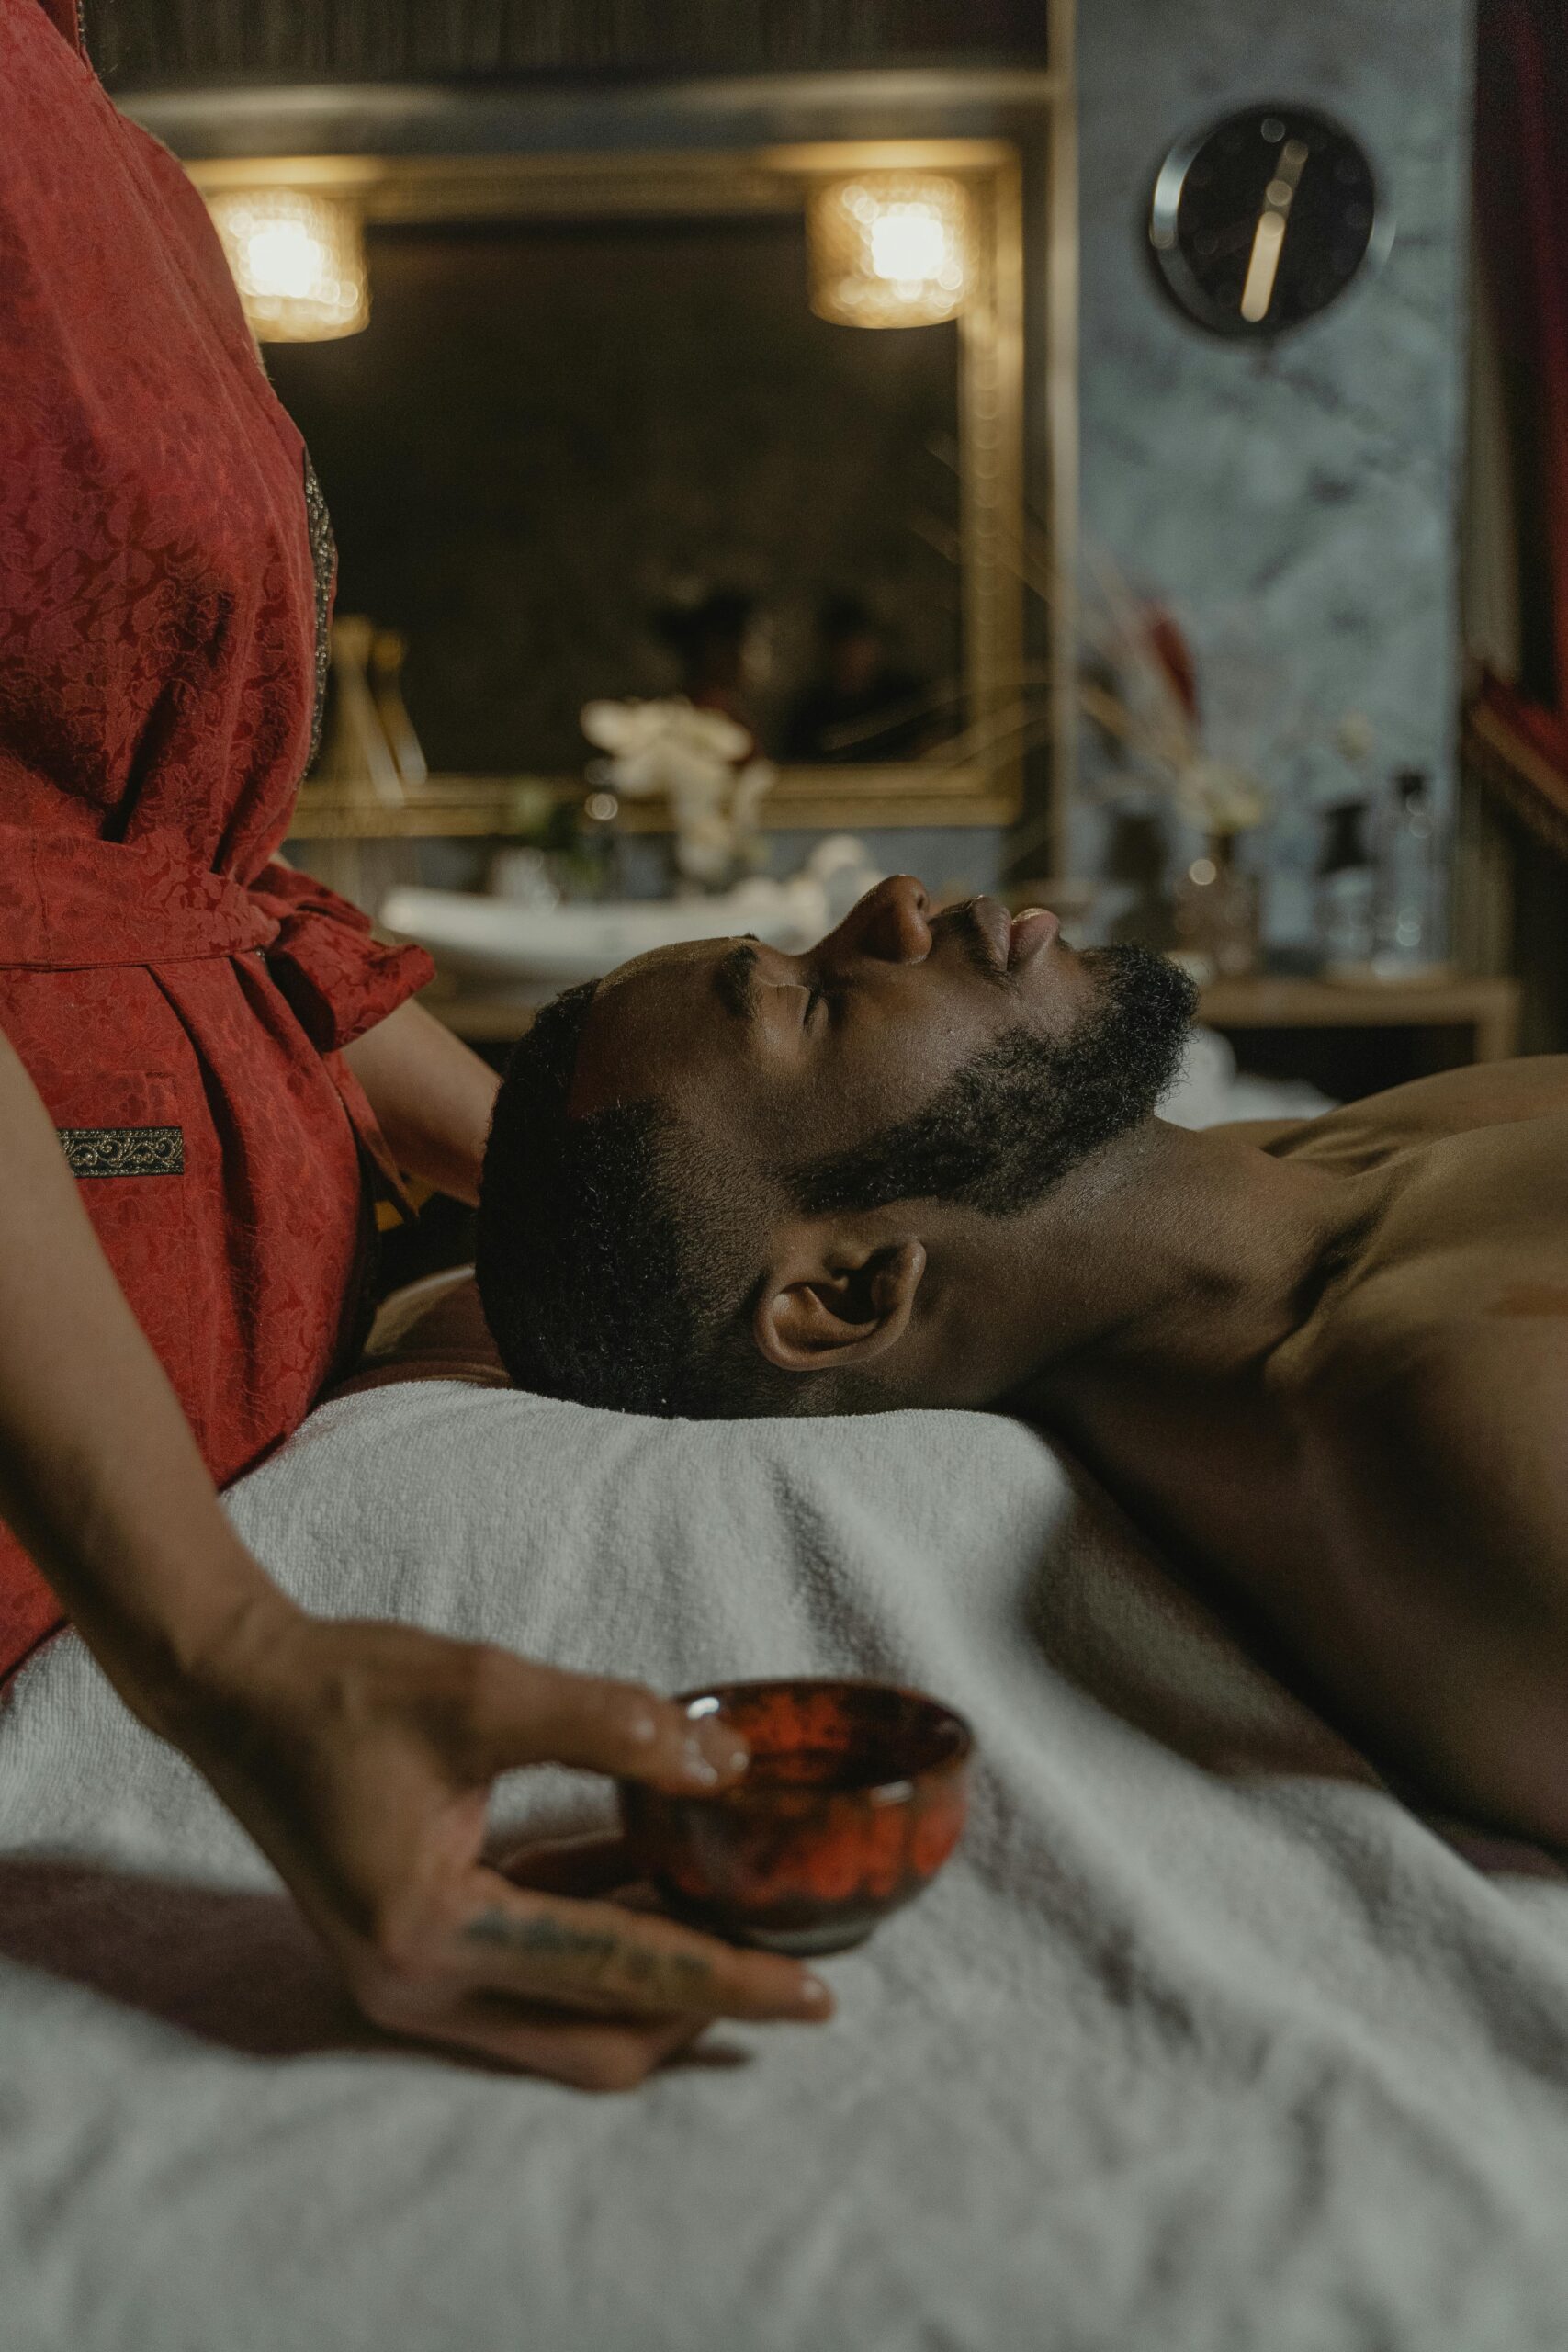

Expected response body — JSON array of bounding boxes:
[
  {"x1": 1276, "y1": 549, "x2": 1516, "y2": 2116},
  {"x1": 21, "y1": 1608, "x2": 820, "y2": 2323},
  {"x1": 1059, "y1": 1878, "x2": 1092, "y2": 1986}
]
[
  {"x1": 1315, "y1": 800, "x2": 1375, "y2": 977},
  {"x1": 1170, "y1": 832, "x2": 1260, "y2": 980},
  {"x1": 1372, "y1": 767, "x2": 1444, "y2": 977}
]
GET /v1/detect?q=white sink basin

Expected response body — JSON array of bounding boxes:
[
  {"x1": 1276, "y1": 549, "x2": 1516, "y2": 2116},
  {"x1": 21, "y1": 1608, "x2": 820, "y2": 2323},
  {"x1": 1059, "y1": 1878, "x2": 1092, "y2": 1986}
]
[{"x1": 379, "y1": 883, "x2": 831, "y2": 997}]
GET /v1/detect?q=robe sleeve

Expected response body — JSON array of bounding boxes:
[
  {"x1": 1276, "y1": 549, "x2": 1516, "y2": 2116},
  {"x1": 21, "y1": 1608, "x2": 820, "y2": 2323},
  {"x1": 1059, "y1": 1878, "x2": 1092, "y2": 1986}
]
[{"x1": 248, "y1": 861, "x2": 434, "y2": 1053}]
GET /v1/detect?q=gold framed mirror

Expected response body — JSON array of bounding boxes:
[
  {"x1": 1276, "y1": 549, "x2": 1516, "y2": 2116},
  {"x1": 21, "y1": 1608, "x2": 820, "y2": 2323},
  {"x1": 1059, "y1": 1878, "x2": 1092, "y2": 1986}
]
[{"x1": 187, "y1": 140, "x2": 1031, "y2": 836}]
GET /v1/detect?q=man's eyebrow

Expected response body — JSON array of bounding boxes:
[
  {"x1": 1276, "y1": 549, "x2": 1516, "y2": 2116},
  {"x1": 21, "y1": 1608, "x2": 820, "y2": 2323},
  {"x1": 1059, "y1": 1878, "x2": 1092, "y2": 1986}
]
[{"x1": 712, "y1": 942, "x2": 760, "y2": 1022}]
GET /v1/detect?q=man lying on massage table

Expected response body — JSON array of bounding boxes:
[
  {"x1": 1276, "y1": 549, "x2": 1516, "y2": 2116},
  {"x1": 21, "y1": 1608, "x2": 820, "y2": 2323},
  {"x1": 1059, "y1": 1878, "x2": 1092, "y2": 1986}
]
[{"x1": 473, "y1": 876, "x2": 1568, "y2": 1853}]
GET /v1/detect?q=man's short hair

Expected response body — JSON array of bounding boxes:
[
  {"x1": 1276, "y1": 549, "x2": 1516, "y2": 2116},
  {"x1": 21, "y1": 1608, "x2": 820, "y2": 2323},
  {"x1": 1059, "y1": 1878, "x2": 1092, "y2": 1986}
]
[
  {"x1": 475, "y1": 984, "x2": 736, "y2": 1416},
  {"x1": 478, "y1": 983, "x2": 803, "y2": 1418}
]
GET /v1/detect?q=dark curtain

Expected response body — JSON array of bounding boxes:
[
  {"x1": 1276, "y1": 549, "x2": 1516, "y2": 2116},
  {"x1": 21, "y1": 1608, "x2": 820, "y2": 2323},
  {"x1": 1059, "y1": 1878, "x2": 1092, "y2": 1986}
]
[{"x1": 1472, "y1": 0, "x2": 1568, "y2": 820}]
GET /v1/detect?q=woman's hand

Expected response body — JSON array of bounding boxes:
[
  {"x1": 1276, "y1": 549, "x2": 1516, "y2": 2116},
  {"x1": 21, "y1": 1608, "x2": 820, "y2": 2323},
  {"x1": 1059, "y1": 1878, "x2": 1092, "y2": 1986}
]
[{"x1": 171, "y1": 1600, "x2": 833, "y2": 2088}]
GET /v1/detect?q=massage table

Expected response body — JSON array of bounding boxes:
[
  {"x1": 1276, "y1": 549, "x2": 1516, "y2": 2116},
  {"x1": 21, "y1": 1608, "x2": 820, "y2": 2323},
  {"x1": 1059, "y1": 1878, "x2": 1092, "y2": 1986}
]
[{"x1": 8, "y1": 1045, "x2": 1568, "y2": 2350}]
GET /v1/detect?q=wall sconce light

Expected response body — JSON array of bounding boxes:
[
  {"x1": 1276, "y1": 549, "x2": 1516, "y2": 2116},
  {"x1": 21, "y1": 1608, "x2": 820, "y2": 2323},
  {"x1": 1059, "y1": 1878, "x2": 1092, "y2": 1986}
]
[
  {"x1": 207, "y1": 187, "x2": 369, "y2": 343},
  {"x1": 807, "y1": 173, "x2": 972, "y2": 328}
]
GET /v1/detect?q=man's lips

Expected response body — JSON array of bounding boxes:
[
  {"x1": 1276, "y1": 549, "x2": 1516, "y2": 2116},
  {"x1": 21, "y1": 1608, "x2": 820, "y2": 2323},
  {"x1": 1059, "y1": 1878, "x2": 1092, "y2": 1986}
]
[
  {"x1": 966, "y1": 897, "x2": 1013, "y2": 970},
  {"x1": 940, "y1": 895, "x2": 1061, "y2": 978},
  {"x1": 1007, "y1": 906, "x2": 1061, "y2": 968}
]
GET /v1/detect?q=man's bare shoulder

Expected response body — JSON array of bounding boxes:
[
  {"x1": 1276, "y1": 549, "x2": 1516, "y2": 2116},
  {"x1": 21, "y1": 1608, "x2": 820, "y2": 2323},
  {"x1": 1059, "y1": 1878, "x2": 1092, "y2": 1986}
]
[
  {"x1": 1255, "y1": 1055, "x2": 1568, "y2": 1171},
  {"x1": 1281, "y1": 1233, "x2": 1568, "y2": 1634},
  {"x1": 1228, "y1": 1063, "x2": 1568, "y2": 1841},
  {"x1": 1281, "y1": 1261, "x2": 1568, "y2": 1844},
  {"x1": 1287, "y1": 1170, "x2": 1568, "y2": 1534},
  {"x1": 1278, "y1": 1078, "x2": 1568, "y2": 1421},
  {"x1": 1303, "y1": 1250, "x2": 1568, "y2": 1396}
]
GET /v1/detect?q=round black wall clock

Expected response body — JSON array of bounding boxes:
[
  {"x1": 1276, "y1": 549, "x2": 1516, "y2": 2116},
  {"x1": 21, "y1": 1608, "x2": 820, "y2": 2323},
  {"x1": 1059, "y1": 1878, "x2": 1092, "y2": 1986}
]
[{"x1": 1147, "y1": 104, "x2": 1389, "y2": 339}]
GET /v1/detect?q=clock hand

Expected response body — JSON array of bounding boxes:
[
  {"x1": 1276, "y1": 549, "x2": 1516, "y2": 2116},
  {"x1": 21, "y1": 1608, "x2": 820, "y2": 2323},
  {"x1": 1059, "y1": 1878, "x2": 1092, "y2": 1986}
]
[{"x1": 1240, "y1": 135, "x2": 1309, "y2": 323}]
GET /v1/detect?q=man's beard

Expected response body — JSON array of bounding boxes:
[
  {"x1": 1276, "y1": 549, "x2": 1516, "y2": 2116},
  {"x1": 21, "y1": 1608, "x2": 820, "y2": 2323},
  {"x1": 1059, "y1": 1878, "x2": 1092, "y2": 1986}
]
[{"x1": 794, "y1": 945, "x2": 1199, "y2": 1219}]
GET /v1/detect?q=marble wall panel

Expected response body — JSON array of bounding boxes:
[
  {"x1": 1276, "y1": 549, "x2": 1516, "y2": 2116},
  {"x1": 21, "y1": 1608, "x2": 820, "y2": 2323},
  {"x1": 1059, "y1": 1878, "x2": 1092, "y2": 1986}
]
[{"x1": 1074, "y1": 0, "x2": 1475, "y2": 944}]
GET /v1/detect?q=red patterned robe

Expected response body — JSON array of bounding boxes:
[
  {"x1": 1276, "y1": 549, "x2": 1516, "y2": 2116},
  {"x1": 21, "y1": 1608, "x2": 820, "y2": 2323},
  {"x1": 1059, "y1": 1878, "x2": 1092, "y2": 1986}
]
[{"x1": 0, "y1": 0, "x2": 434, "y2": 1678}]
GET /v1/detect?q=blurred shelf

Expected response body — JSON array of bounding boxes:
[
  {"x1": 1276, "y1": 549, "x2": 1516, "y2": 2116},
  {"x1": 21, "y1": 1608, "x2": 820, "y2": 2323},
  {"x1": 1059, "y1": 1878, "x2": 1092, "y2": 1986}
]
[
  {"x1": 290, "y1": 778, "x2": 558, "y2": 839},
  {"x1": 1198, "y1": 975, "x2": 1520, "y2": 1063},
  {"x1": 288, "y1": 765, "x2": 1013, "y2": 841}
]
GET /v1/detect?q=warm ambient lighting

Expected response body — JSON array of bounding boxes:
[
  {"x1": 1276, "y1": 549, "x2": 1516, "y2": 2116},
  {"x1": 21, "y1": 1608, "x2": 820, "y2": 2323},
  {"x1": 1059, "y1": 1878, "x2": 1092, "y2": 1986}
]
[
  {"x1": 807, "y1": 173, "x2": 972, "y2": 328},
  {"x1": 207, "y1": 188, "x2": 369, "y2": 342}
]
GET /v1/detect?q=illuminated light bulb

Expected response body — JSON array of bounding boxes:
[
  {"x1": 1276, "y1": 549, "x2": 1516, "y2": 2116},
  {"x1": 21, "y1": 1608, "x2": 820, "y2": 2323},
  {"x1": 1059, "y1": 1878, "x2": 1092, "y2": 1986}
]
[
  {"x1": 868, "y1": 207, "x2": 950, "y2": 285},
  {"x1": 807, "y1": 173, "x2": 972, "y2": 328},
  {"x1": 246, "y1": 220, "x2": 327, "y2": 300},
  {"x1": 207, "y1": 187, "x2": 369, "y2": 342}
]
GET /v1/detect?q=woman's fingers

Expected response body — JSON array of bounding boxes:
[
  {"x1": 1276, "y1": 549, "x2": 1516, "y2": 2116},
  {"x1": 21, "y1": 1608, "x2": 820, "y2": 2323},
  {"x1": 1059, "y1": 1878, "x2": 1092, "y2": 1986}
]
[
  {"x1": 412, "y1": 1998, "x2": 706, "y2": 2091},
  {"x1": 457, "y1": 1649, "x2": 748, "y2": 1792},
  {"x1": 447, "y1": 1872, "x2": 833, "y2": 2023},
  {"x1": 351, "y1": 1871, "x2": 830, "y2": 2061}
]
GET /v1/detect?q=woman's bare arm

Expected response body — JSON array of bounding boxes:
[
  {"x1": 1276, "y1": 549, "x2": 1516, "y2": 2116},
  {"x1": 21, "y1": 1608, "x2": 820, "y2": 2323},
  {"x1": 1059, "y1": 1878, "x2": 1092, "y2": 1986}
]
[
  {"x1": 0, "y1": 1033, "x2": 829, "y2": 2083},
  {"x1": 0, "y1": 1032, "x2": 275, "y2": 1710},
  {"x1": 343, "y1": 998, "x2": 500, "y2": 1206}
]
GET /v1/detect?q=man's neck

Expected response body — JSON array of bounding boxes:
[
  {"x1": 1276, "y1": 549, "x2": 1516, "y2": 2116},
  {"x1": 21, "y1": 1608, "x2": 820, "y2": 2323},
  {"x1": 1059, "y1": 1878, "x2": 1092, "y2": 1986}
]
[{"x1": 929, "y1": 1120, "x2": 1375, "y2": 1415}]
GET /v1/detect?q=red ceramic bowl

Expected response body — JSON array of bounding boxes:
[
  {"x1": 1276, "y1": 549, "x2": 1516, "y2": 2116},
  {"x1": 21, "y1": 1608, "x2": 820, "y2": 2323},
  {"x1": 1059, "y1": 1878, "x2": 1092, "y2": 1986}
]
[{"x1": 618, "y1": 1678, "x2": 974, "y2": 1957}]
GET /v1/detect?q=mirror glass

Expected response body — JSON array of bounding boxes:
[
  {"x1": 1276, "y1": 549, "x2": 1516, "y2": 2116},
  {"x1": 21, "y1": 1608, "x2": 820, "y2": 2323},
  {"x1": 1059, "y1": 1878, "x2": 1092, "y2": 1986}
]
[{"x1": 268, "y1": 212, "x2": 964, "y2": 780}]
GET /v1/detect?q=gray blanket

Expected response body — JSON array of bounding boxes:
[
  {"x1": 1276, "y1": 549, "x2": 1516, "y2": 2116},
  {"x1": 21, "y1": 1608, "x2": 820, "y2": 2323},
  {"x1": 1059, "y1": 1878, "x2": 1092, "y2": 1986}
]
[{"x1": 5, "y1": 1380, "x2": 1568, "y2": 2352}]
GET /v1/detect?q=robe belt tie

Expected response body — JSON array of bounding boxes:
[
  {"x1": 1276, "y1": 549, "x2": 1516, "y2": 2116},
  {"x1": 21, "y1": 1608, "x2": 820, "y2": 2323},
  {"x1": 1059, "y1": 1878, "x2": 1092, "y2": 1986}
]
[
  {"x1": 0, "y1": 825, "x2": 282, "y2": 970},
  {"x1": 0, "y1": 823, "x2": 433, "y2": 1060}
]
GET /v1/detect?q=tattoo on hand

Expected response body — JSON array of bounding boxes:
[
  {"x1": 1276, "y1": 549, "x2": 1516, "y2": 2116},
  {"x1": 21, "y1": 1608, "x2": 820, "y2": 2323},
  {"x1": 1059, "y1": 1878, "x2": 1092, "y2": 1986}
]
[{"x1": 463, "y1": 1906, "x2": 713, "y2": 2003}]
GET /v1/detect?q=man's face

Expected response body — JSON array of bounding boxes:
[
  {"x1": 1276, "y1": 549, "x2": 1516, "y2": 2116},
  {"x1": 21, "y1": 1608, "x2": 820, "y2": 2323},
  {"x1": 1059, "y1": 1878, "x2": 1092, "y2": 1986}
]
[{"x1": 568, "y1": 877, "x2": 1190, "y2": 1209}]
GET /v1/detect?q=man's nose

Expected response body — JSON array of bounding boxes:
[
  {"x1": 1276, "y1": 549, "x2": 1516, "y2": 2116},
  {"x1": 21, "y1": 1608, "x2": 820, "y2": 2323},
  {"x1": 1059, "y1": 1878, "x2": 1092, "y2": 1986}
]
[{"x1": 824, "y1": 875, "x2": 932, "y2": 967}]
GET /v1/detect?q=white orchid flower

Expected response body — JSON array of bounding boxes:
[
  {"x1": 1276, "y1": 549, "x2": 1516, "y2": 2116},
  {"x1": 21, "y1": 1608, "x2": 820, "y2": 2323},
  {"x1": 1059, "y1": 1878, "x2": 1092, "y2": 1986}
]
[
  {"x1": 580, "y1": 696, "x2": 776, "y2": 887},
  {"x1": 733, "y1": 757, "x2": 777, "y2": 828},
  {"x1": 581, "y1": 696, "x2": 750, "y2": 763},
  {"x1": 580, "y1": 699, "x2": 671, "y2": 757}
]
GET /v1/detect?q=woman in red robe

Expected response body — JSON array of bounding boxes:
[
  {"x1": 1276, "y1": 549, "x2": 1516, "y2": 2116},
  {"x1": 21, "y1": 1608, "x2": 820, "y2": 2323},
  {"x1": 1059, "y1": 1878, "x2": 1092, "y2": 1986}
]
[{"x1": 0, "y1": 0, "x2": 826, "y2": 2081}]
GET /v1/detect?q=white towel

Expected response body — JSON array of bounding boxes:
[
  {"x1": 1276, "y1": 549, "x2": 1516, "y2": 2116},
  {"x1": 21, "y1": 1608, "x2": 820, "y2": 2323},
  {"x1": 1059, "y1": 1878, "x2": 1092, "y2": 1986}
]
[{"x1": 5, "y1": 1380, "x2": 1568, "y2": 2352}]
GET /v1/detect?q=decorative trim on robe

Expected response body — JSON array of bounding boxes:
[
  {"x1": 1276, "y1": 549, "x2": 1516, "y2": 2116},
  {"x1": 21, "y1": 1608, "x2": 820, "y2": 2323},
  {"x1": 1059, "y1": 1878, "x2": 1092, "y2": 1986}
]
[{"x1": 57, "y1": 1125, "x2": 186, "y2": 1178}]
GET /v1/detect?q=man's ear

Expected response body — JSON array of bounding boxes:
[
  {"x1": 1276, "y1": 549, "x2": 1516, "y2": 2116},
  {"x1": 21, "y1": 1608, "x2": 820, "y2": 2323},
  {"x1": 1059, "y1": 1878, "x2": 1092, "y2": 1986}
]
[{"x1": 752, "y1": 1231, "x2": 928, "y2": 1375}]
